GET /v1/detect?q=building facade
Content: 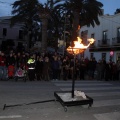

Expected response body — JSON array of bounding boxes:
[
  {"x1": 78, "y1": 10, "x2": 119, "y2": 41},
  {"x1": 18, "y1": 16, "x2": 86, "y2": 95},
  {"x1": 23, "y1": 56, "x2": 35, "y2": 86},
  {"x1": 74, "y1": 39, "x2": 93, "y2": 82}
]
[
  {"x1": 80, "y1": 13, "x2": 120, "y2": 63},
  {"x1": 0, "y1": 16, "x2": 27, "y2": 50}
]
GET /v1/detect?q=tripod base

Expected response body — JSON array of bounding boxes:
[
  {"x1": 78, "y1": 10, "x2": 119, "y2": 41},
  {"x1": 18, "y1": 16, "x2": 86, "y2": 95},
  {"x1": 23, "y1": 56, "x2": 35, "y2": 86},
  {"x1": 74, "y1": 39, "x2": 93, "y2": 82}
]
[{"x1": 54, "y1": 91, "x2": 93, "y2": 112}]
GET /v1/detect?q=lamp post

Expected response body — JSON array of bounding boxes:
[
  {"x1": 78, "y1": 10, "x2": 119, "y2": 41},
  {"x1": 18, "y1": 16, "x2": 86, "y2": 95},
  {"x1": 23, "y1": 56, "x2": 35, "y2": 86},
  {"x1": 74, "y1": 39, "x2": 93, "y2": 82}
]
[{"x1": 67, "y1": 37, "x2": 95, "y2": 98}]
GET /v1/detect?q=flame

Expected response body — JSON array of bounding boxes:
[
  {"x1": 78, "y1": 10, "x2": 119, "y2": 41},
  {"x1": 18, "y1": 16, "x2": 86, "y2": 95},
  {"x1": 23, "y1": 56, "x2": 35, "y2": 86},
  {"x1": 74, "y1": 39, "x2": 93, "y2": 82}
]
[
  {"x1": 88, "y1": 38, "x2": 95, "y2": 44},
  {"x1": 67, "y1": 37, "x2": 95, "y2": 54}
]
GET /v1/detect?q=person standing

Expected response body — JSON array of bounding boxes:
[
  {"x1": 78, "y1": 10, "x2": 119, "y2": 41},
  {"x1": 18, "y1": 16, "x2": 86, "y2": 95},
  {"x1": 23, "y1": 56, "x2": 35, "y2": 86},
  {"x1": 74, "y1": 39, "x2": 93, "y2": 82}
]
[
  {"x1": 51, "y1": 56, "x2": 59, "y2": 81},
  {"x1": 6, "y1": 53, "x2": 15, "y2": 67},
  {"x1": 79, "y1": 58, "x2": 86, "y2": 80},
  {"x1": 62, "y1": 58, "x2": 70, "y2": 80},
  {"x1": 35, "y1": 56, "x2": 43, "y2": 80},
  {"x1": 42, "y1": 56, "x2": 50, "y2": 81},
  {"x1": 88, "y1": 57, "x2": 97, "y2": 80},
  {"x1": 96, "y1": 60, "x2": 102, "y2": 80},
  {"x1": 57, "y1": 56, "x2": 62, "y2": 80},
  {"x1": 104, "y1": 62, "x2": 111, "y2": 81},
  {"x1": 112, "y1": 62, "x2": 117, "y2": 80},
  {"x1": 0, "y1": 51, "x2": 7, "y2": 80},
  {"x1": 27, "y1": 54, "x2": 36, "y2": 81},
  {"x1": 16, "y1": 52, "x2": 22, "y2": 68},
  {"x1": 116, "y1": 60, "x2": 120, "y2": 80}
]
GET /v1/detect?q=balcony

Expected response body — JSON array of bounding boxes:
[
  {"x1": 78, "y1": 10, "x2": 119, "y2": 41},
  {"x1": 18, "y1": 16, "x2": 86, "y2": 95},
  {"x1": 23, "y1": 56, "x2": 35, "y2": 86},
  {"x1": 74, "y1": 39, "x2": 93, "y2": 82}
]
[
  {"x1": 98, "y1": 39, "x2": 110, "y2": 47},
  {"x1": 112, "y1": 37, "x2": 120, "y2": 46}
]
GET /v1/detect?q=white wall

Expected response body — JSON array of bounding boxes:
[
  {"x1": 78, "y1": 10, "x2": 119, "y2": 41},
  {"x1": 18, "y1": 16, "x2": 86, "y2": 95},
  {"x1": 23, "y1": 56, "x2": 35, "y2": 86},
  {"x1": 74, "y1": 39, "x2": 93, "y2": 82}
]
[
  {"x1": 80, "y1": 13, "x2": 120, "y2": 63},
  {"x1": 0, "y1": 16, "x2": 24, "y2": 46}
]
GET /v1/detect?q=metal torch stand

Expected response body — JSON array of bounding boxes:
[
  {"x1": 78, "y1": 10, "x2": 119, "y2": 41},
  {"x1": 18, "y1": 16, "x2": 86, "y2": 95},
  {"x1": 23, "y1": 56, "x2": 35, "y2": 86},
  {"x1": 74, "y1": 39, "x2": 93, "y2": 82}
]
[{"x1": 54, "y1": 55, "x2": 93, "y2": 112}]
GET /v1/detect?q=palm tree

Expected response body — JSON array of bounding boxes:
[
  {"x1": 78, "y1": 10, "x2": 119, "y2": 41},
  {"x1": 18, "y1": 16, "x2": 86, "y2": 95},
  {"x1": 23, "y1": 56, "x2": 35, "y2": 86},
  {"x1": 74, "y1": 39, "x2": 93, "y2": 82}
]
[
  {"x1": 115, "y1": 8, "x2": 120, "y2": 14},
  {"x1": 38, "y1": 0, "x2": 63, "y2": 52},
  {"x1": 46, "y1": 1, "x2": 65, "y2": 50},
  {"x1": 11, "y1": 0, "x2": 103, "y2": 52},
  {"x1": 55, "y1": 0, "x2": 103, "y2": 43},
  {"x1": 11, "y1": 0, "x2": 62, "y2": 52}
]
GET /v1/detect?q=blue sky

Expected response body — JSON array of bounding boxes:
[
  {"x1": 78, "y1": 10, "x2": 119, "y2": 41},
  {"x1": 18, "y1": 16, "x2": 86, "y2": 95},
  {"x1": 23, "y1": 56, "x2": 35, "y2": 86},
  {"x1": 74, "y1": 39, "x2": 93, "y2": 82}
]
[{"x1": 0, "y1": 0, "x2": 120, "y2": 17}]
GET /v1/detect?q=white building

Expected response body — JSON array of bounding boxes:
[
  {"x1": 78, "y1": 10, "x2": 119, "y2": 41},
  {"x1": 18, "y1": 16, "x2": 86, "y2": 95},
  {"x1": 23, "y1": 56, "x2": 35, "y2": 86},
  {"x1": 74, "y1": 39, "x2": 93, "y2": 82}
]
[
  {"x1": 0, "y1": 16, "x2": 27, "y2": 49},
  {"x1": 80, "y1": 13, "x2": 120, "y2": 63}
]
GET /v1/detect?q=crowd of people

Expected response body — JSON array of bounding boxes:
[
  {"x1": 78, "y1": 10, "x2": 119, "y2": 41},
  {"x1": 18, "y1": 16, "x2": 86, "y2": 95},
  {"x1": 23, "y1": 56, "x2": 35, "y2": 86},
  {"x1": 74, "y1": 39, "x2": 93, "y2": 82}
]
[{"x1": 0, "y1": 50, "x2": 120, "y2": 81}]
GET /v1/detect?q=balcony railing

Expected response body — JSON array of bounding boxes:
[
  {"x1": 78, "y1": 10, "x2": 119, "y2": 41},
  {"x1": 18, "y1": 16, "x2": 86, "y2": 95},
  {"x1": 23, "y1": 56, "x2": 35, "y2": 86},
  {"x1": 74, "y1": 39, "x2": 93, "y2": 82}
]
[
  {"x1": 98, "y1": 39, "x2": 110, "y2": 47},
  {"x1": 112, "y1": 37, "x2": 120, "y2": 45}
]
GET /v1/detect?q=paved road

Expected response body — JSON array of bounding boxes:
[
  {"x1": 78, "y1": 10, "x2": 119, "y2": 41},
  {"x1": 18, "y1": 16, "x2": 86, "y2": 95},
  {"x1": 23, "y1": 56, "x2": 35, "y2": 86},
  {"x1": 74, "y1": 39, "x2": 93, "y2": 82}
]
[{"x1": 0, "y1": 80, "x2": 120, "y2": 120}]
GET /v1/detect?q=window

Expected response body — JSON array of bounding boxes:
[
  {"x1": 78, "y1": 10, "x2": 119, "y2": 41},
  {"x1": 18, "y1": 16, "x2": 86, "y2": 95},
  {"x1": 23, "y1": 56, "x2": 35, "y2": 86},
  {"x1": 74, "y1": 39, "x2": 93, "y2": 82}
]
[
  {"x1": 90, "y1": 53, "x2": 94, "y2": 59},
  {"x1": 19, "y1": 30, "x2": 23, "y2": 39},
  {"x1": 117, "y1": 28, "x2": 120, "y2": 38},
  {"x1": 103, "y1": 31, "x2": 107, "y2": 40},
  {"x1": 102, "y1": 53, "x2": 106, "y2": 61},
  {"x1": 3, "y1": 28, "x2": 7, "y2": 36},
  {"x1": 91, "y1": 33, "x2": 95, "y2": 46},
  {"x1": 81, "y1": 30, "x2": 88, "y2": 44},
  {"x1": 102, "y1": 31, "x2": 107, "y2": 44},
  {"x1": 91, "y1": 33, "x2": 94, "y2": 38},
  {"x1": 117, "y1": 53, "x2": 120, "y2": 62},
  {"x1": 117, "y1": 28, "x2": 120, "y2": 43}
]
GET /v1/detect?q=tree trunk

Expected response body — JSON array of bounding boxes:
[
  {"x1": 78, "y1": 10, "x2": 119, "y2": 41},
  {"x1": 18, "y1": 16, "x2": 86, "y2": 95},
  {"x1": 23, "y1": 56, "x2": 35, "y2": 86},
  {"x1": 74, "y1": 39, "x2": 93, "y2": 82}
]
[
  {"x1": 71, "y1": 11, "x2": 80, "y2": 44},
  {"x1": 41, "y1": 18, "x2": 48, "y2": 52}
]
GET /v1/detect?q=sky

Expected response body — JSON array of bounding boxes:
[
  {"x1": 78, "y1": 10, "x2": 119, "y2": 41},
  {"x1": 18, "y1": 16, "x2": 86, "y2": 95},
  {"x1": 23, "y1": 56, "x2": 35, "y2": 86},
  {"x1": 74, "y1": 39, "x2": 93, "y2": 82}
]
[{"x1": 0, "y1": 0, "x2": 120, "y2": 17}]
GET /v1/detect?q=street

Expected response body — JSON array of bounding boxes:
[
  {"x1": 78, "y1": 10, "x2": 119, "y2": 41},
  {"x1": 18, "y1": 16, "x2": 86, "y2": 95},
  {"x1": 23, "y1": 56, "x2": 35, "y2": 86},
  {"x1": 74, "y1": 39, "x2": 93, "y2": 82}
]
[{"x1": 0, "y1": 80, "x2": 120, "y2": 120}]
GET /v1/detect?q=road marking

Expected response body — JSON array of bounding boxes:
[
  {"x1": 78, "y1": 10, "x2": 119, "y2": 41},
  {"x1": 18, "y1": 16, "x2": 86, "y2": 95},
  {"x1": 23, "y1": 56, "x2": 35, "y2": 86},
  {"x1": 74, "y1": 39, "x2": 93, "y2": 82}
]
[
  {"x1": 93, "y1": 99, "x2": 120, "y2": 107},
  {"x1": 61, "y1": 86, "x2": 120, "y2": 91},
  {"x1": 94, "y1": 112, "x2": 120, "y2": 120},
  {"x1": 0, "y1": 115, "x2": 22, "y2": 119},
  {"x1": 86, "y1": 92, "x2": 120, "y2": 97},
  {"x1": 54, "y1": 83, "x2": 112, "y2": 86}
]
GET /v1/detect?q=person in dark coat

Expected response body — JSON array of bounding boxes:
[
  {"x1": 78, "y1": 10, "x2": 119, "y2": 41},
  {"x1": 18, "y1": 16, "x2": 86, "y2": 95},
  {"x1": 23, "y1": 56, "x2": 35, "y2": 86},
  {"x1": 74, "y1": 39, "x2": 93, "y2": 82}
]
[
  {"x1": 105, "y1": 62, "x2": 111, "y2": 81},
  {"x1": 112, "y1": 62, "x2": 117, "y2": 80},
  {"x1": 96, "y1": 60, "x2": 102, "y2": 80},
  {"x1": 88, "y1": 57, "x2": 97, "y2": 80},
  {"x1": 35, "y1": 56, "x2": 43, "y2": 80},
  {"x1": 51, "y1": 56, "x2": 59, "y2": 80},
  {"x1": 62, "y1": 58, "x2": 70, "y2": 80},
  {"x1": 20, "y1": 54, "x2": 28, "y2": 66},
  {"x1": 6, "y1": 53, "x2": 15, "y2": 66},
  {"x1": 79, "y1": 59, "x2": 86, "y2": 80},
  {"x1": 69, "y1": 59, "x2": 74, "y2": 79},
  {"x1": 57, "y1": 56, "x2": 62, "y2": 80},
  {"x1": 42, "y1": 56, "x2": 50, "y2": 81},
  {"x1": 16, "y1": 52, "x2": 22, "y2": 68}
]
